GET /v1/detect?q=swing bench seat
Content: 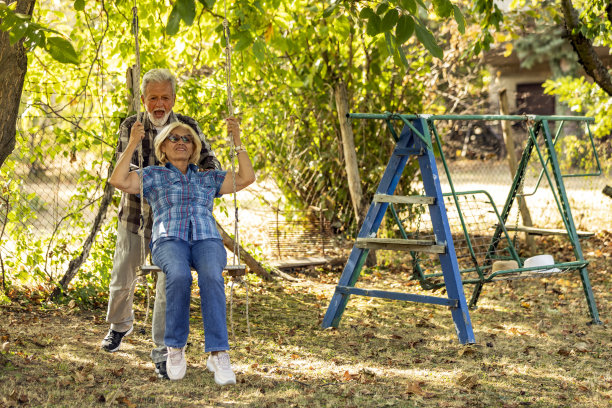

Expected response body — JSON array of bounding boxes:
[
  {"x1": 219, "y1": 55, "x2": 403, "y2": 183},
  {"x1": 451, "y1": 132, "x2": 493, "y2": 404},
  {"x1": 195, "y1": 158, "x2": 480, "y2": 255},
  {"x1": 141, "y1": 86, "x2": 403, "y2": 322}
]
[
  {"x1": 502, "y1": 225, "x2": 594, "y2": 238},
  {"x1": 136, "y1": 264, "x2": 247, "y2": 277}
]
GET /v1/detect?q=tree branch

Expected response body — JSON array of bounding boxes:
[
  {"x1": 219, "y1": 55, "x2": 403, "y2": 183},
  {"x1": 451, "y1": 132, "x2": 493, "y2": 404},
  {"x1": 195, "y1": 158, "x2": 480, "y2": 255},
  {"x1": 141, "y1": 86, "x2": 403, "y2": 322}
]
[{"x1": 561, "y1": 0, "x2": 612, "y2": 96}]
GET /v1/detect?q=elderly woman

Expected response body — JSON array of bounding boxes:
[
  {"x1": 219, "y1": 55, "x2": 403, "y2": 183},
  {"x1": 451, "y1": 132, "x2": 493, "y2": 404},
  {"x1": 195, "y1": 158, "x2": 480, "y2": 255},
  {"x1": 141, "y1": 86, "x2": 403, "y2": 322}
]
[{"x1": 109, "y1": 117, "x2": 254, "y2": 384}]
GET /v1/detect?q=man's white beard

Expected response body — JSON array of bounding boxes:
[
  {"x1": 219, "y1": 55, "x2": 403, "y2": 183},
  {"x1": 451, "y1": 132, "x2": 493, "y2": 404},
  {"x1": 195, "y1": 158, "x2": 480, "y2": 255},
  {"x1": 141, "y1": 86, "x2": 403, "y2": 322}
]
[{"x1": 147, "y1": 110, "x2": 171, "y2": 127}]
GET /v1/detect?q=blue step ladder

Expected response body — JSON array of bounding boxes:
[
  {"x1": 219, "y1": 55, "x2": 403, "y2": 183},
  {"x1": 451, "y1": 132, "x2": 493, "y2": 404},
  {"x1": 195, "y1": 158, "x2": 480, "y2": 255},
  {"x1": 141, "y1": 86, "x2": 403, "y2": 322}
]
[{"x1": 322, "y1": 118, "x2": 476, "y2": 344}]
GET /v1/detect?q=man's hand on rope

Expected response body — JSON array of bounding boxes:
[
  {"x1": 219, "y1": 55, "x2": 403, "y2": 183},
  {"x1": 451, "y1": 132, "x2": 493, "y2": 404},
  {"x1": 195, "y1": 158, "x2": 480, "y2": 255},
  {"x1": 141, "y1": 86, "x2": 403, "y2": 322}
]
[{"x1": 129, "y1": 121, "x2": 145, "y2": 148}]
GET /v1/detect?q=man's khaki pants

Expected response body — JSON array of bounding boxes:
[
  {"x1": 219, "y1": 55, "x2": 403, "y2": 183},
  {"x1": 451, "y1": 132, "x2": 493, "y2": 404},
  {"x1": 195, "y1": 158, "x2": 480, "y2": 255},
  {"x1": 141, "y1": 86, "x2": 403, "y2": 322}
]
[{"x1": 106, "y1": 223, "x2": 167, "y2": 363}]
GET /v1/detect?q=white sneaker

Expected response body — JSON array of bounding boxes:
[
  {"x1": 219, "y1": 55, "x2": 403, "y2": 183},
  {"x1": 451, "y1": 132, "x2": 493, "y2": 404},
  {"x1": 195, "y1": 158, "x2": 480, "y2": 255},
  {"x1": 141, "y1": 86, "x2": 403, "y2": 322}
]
[
  {"x1": 206, "y1": 352, "x2": 236, "y2": 385},
  {"x1": 166, "y1": 347, "x2": 186, "y2": 380}
]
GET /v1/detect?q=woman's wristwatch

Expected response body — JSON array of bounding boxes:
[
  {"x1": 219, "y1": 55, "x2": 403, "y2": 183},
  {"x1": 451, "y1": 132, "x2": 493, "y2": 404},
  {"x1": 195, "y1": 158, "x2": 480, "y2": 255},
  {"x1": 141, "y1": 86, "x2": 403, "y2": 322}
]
[{"x1": 234, "y1": 144, "x2": 247, "y2": 154}]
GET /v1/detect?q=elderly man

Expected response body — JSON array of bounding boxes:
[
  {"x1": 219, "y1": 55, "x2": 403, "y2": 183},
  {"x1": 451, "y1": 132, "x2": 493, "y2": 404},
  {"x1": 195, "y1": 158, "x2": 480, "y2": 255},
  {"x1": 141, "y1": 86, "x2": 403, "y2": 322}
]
[{"x1": 101, "y1": 69, "x2": 220, "y2": 380}]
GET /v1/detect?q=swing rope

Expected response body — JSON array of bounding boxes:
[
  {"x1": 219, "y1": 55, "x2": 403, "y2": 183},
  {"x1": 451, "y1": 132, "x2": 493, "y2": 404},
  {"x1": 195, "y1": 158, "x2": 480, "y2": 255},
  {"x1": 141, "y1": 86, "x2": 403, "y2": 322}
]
[
  {"x1": 222, "y1": 4, "x2": 241, "y2": 269},
  {"x1": 223, "y1": 0, "x2": 250, "y2": 339},
  {"x1": 131, "y1": 3, "x2": 151, "y2": 330}
]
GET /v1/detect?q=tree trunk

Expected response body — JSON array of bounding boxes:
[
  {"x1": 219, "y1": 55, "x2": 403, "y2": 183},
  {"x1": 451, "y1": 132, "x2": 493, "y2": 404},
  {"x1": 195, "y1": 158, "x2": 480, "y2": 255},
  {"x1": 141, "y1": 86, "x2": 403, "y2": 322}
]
[
  {"x1": 0, "y1": 0, "x2": 36, "y2": 168},
  {"x1": 216, "y1": 221, "x2": 273, "y2": 281},
  {"x1": 334, "y1": 81, "x2": 376, "y2": 266},
  {"x1": 561, "y1": 0, "x2": 612, "y2": 96},
  {"x1": 50, "y1": 166, "x2": 116, "y2": 299}
]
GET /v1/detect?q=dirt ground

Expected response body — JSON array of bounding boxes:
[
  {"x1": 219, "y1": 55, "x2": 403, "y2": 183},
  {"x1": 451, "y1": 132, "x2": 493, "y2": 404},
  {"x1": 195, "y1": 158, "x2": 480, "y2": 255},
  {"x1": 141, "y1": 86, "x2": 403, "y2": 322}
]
[{"x1": 0, "y1": 232, "x2": 610, "y2": 408}]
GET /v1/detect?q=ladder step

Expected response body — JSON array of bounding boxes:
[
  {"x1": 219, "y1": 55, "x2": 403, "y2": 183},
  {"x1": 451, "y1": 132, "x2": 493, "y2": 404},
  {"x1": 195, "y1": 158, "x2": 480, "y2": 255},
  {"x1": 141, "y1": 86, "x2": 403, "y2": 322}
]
[
  {"x1": 355, "y1": 238, "x2": 446, "y2": 254},
  {"x1": 336, "y1": 286, "x2": 458, "y2": 307},
  {"x1": 373, "y1": 194, "x2": 435, "y2": 205},
  {"x1": 394, "y1": 147, "x2": 423, "y2": 156}
]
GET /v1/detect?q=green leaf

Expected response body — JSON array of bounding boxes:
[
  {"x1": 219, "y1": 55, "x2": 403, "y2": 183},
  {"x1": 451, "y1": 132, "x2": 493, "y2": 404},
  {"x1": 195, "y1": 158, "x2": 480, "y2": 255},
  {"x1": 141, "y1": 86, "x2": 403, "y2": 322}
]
[
  {"x1": 432, "y1": 0, "x2": 452, "y2": 18},
  {"x1": 414, "y1": 0, "x2": 427, "y2": 9},
  {"x1": 399, "y1": 0, "x2": 417, "y2": 15},
  {"x1": 176, "y1": 0, "x2": 196, "y2": 26},
  {"x1": 381, "y1": 9, "x2": 398, "y2": 32},
  {"x1": 384, "y1": 31, "x2": 394, "y2": 56},
  {"x1": 24, "y1": 28, "x2": 45, "y2": 49},
  {"x1": 359, "y1": 6, "x2": 376, "y2": 19},
  {"x1": 366, "y1": 14, "x2": 381, "y2": 36},
  {"x1": 323, "y1": 1, "x2": 339, "y2": 18},
  {"x1": 73, "y1": 0, "x2": 85, "y2": 11},
  {"x1": 234, "y1": 31, "x2": 253, "y2": 52},
  {"x1": 197, "y1": 0, "x2": 216, "y2": 9},
  {"x1": 166, "y1": 6, "x2": 181, "y2": 35},
  {"x1": 414, "y1": 24, "x2": 443, "y2": 59},
  {"x1": 376, "y1": 2, "x2": 389, "y2": 15},
  {"x1": 395, "y1": 14, "x2": 414, "y2": 43},
  {"x1": 9, "y1": 21, "x2": 28, "y2": 45},
  {"x1": 452, "y1": 5, "x2": 465, "y2": 34},
  {"x1": 0, "y1": 9, "x2": 16, "y2": 31},
  {"x1": 46, "y1": 36, "x2": 79, "y2": 64},
  {"x1": 252, "y1": 39, "x2": 266, "y2": 61},
  {"x1": 397, "y1": 42, "x2": 409, "y2": 67}
]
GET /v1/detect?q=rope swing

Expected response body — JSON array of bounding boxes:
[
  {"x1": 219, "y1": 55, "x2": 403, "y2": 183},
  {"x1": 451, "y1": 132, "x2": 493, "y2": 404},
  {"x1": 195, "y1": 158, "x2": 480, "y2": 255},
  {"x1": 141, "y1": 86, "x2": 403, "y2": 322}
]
[
  {"x1": 222, "y1": 0, "x2": 251, "y2": 339},
  {"x1": 129, "y1": 1, "x2": 250, "y2": 338}
]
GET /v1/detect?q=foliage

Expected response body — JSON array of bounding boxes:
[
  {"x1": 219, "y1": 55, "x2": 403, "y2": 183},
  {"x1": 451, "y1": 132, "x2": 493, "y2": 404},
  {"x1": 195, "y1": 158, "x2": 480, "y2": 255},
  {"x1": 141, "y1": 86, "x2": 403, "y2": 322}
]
[
  {"x1": 497, "y1": 1, "x2": 612, "y2": 172},
  {"x1": 0, "y1": 0, "x2": 534, "y2": 297},
  {"x1": 0, "y1": 1, "x2": 79, "y2": 64}
]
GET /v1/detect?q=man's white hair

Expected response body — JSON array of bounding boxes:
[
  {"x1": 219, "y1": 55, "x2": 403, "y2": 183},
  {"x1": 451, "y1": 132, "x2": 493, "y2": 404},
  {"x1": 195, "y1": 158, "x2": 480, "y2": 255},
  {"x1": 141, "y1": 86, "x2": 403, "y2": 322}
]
[{"x1": 141, "y1": 68, "x2": 177, "y2": 96}]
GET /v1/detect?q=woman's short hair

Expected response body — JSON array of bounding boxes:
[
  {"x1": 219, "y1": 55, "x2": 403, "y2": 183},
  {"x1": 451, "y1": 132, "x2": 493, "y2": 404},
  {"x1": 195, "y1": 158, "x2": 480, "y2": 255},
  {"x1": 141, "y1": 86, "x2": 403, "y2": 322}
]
[
  {"x1": 154, "y1": 122, "x2": 202, "y2": 165},
  {"x1": 141, "y1": 68, "x2": 177, "y2": 97}
]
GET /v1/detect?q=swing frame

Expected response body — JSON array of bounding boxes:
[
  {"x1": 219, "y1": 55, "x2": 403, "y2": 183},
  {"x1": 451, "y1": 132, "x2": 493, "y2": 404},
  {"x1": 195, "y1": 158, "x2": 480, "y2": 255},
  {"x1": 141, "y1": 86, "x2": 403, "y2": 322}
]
[{"x1": 350, "y1": 112, "x2": 602, "y2": 324}]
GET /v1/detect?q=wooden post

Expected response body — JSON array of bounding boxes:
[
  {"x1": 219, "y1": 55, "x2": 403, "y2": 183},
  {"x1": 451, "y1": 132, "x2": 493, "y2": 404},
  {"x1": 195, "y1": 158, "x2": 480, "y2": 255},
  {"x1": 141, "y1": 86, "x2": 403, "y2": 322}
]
[
  {"x1": 126, "y1": 66, "x2": 140, "y2": 116},
  {"x1": 334, "y1": 81, "x2": 364, "y2": 224},
  {"x1": 334, "y1": 80, "x2": 376, "y2": 265},
  {"x1": 499, "y1": 89, "x2": 536, "y2": 254}
]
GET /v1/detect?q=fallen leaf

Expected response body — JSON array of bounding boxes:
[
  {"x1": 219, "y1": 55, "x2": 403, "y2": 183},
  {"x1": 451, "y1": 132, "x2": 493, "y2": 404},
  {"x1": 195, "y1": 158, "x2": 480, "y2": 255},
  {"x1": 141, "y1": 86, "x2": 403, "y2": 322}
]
[
  {"x1": 458, "y1": 347, "x2": 477, "y2": 357},
  {"x1": 117, "y1": 396, "x2": 136, "y2": 407},
  {"x1": 1, "y1": 342, "x2": 9, "y2": 353},
  {"x1": 111, "y1": 367, "x2": 125, "y2": 377},
  {"x1": 457, "y1": 374, "x2": 479, "y2": 389},
  {"x1": 406, "y1": 381, "x2": 424, "y2": 395},
  {"x1": 574, "y1": 342, "x2": 589, "y2": 353},
  {"x1": 416, "y1": 318, "x2": 435, "y2": 328},
  {"x1": 342, "y1": 370, "x2": 356, "y2": 381},
  {"x1": 557, "y1": 348, "x2": 572, "y2": 357}
]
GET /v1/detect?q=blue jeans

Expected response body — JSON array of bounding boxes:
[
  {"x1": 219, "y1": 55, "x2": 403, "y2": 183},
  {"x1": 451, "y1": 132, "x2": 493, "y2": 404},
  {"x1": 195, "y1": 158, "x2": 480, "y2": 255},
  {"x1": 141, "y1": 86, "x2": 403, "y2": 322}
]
[{"x1": 152, "y1": 237, "x2": 229, "y2": 352}]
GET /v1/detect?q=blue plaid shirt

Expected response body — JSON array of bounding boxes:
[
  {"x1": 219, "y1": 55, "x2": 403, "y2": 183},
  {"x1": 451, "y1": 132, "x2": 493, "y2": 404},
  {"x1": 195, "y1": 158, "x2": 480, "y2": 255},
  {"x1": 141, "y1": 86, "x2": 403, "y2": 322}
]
[{"x1": 140, "y1": 163, "x2": 227, "y2": 246}]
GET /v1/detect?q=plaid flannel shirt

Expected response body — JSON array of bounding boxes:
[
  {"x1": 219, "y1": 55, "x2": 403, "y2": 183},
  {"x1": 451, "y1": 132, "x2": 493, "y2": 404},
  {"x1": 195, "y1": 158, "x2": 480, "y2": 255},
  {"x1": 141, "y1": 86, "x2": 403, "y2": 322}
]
[{"x1": 116, "y1": 112, "x2": 221, "y2": 239}]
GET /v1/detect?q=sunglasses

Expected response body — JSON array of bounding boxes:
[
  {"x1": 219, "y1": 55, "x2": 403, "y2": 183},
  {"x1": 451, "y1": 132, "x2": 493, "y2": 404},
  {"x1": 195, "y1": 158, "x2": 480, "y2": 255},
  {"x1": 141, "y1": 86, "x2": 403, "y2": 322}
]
[{"x1": 167, "y1": 134, "x2": 192, "y2": 143}]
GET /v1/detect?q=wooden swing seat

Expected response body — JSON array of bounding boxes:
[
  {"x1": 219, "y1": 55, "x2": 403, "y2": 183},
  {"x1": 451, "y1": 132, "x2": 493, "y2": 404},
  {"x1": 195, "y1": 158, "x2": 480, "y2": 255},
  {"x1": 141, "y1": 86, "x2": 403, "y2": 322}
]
[
  {"x1": 136, "y1": 264, "x2": 247, "y2": 277},
  {"x1": 502, "y1": 225, "x2": 594, "y2": 238}
]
